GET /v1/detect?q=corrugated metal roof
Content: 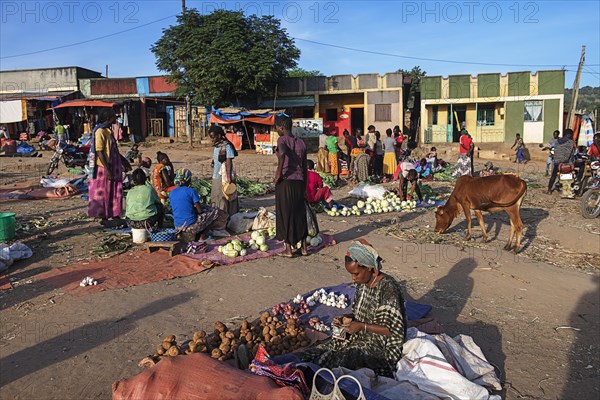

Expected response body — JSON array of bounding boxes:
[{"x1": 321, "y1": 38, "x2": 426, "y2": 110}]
[{"x1": 258, "y1": 96, "x2": 315, "y2": 108}]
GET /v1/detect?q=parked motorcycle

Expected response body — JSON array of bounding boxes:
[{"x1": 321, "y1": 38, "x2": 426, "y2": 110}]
[
  {"x1": 47, "y1": 141, "x2": 90, "y2": 175},
  {"x1": 580, "y1": 160, "x2": 600, "y2": 218},
  {"x1": 552, "y1": 154, "x2": 590, "y2": 198}
]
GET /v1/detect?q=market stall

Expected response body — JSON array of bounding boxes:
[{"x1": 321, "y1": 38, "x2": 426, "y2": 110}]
[{"x1": 209, "y1": 108, "x2": 282, "y2": 152}]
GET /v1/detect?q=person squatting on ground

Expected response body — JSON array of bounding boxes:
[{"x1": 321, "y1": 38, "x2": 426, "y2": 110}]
[
  {"x1": 274, "y1": 114, "x2": 309, "y2": 258},
  {"x1": 125, "y1": 168, "x2": 164, "y2": 229},
  {"x1": 296, "y1": 239, "x2": 408, "y2": 377},
  {"x1": 398, "y1": 167, "x2": 425, "y2": 204},
  {"x1": 209, "y1": 125, "x2": 239, "y2": 217},
  {"x1": 87, "y1": 109, "x2": 123, "y2": 227},
  {"x1": 306, "y1": 160, "x2": 333, "y2": 208},
  {"x1": 169, "y1": 168, "x2": 227, "y2": 241}
]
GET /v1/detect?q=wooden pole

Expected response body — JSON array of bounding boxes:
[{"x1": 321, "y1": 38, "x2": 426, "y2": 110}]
[
  {"x1": 567, "y1": 45, "x2": 585, "y2": 130},
  {"x1": 181, "y1": 0, "x2": 185, "y2": 13}
]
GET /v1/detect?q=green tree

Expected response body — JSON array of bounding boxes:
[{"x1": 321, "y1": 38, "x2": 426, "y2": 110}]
[
  {"x1": 398, "y1": 66, "x2": 426, "y2": 109},
  {"x1": 151, "y1": 10, "x2": 300, "y2": 107},
  {"x1": 287, "y1": 67, "x2": 323, "y2": 78}
]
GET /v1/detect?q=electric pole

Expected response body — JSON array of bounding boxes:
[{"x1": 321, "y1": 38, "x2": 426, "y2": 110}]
[
  {"x1": 567, "y1": 45, "x2": 585, "y2": 130},
  {"x1": 181, "y1": 0, "x2": 193, "y2": 147}
]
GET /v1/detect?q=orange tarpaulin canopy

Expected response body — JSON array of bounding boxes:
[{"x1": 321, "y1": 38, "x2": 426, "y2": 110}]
[{"x1": 54, "y1": 100, "x2": 116, "y2": 109}]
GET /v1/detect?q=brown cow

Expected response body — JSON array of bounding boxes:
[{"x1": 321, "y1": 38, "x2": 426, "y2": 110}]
[{"x1": 434, "y1": 175, "x2": 527, "y2": 252}]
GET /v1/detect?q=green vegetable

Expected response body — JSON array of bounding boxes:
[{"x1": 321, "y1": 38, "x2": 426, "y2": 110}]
[{"x1": 318, "y1": 171, "x2": 338, "y2": 188}]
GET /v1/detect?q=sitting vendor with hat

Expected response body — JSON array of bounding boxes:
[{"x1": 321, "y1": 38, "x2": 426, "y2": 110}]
[{"x1": 169, "y1": 168, "x2": 228, "y2": 241}]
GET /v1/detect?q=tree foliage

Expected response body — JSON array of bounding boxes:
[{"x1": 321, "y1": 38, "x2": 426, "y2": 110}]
[
  {"x1": 287, "y1": 67, "x2": 323, "y2": 78},
  {"x1": 398, "y1": 66, "x2": 427, "y2": 109},
  {"x1": 151, "y1": 10, "x2": 300, "y2": 107}
]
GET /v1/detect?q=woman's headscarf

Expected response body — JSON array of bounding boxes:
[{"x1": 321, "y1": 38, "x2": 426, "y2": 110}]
[
  {"x1": 347, "y1": 239, "x2": 382, "y2": 271},
  {"x1": 174, "y1": 168, "x2": 192, "y2": 186}
]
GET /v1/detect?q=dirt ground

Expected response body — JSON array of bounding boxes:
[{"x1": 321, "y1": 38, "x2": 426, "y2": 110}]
[{"x1": 0, "y1": 142, "x2": 598, "y2": 400}]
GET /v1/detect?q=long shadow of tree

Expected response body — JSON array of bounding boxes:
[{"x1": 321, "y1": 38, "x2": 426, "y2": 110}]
[
  {"x1": 0, "y1": 291, "x2": 194, "y2": 388},
  {"x1": 561, "y1": 275, "x2": 600, "y2": 399}
]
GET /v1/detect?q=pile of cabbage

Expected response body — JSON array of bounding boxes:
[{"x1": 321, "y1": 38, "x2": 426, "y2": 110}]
[{"x1": 325, "y1": 192, "x2": 435, "y2": 217}]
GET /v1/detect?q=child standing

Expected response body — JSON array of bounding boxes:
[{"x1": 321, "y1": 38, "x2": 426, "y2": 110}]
[{"x1": 511, "y1": 133, "x2": 525, "y2": 163}]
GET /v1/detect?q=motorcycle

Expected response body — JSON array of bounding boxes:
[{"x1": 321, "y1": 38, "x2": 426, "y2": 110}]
[
  {"x1": 47, "y1": 141, "x2": 90, "y2": 175},
  {"x1": 580, "y1": 160, "x2": 600, "y2": 218},
  {"x1": 552, "y1": 154, "x2": 589, "y2": 198}
]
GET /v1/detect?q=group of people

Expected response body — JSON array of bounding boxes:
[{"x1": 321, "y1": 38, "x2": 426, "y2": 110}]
[
  {"x1": 317, "y1": 125, "x2": 415, "y2": 183},
  {"x1": 87, "y1": 110, "x2": 238, "y2": 241}
]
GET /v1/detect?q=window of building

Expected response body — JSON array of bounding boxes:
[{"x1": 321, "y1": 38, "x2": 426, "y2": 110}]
[
  {"x1": 524, "y1": 101, "x2": 543, "y2": 122},
  {"x1": 431, "y1": 105, "x2": 439, "y2": 125},
  {"x1": 325, "y1": 108, "x2": 338, "y2": 121},
  {"x1": 375, "y1": 104, "x2": 392, "y2": 121},
  {"x1": 477, "y1": 106, "x2": 495, "y2": 126}
]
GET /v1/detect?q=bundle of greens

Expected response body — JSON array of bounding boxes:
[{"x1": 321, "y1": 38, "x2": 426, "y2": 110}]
[
  {"x1": 189, "y1": 178, "x2": 212, "y2": 204},
  {"x1": 236, "y1": 177, "x2": 273, "y2": 197},
  {"x1": 318, "y1": 171, "x2": 338, "y2": 188}
]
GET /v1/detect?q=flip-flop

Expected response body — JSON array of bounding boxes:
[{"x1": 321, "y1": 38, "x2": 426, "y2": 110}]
[{"x1": 277, "y1": 252, "x2": 294, "y2": 258}]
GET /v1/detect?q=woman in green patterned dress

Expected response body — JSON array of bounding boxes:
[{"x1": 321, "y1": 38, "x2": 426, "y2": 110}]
[{"x1": 297, "y1": 239, "x2": 407, "y2": 377}]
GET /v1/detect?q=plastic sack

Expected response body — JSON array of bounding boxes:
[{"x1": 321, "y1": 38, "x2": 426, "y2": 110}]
[
  {"x1": 395, "y1": 329, "x2": 498, "y2": 400},
  {"x1": 348, "y1": 184, "x2": 388, "y2": 200},
  {"x1": 306, "y1": 204, "x2": 319, "y2": 237},
  {"x1": 228, "y1": 211, "x2": 258, "y2": 234},
  {"x1": 40, "y1": 177, "x2": 71, "y2": 188},
  {"x1": 112, "y1": 353, "x2": 303, "y2": 400},
  {"x1": 251, "y1": 207, "x2": 276, "y2": 230},
  {"x1": 0, "y1": 243, "x2": 33, "y2": 272}
]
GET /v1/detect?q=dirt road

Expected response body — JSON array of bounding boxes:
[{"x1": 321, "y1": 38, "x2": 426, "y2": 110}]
[{"x1": 0, "y1": 142, "x2": 598, "y2": 399}]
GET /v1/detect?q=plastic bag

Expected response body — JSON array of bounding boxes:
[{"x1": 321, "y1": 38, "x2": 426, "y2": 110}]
[
  {"x1": 348, "y1": 184, "x2": 387, "y2": 200},
  {"x1": 228, "y1": 211, "x2": 259, "y2": 234},
  {"x1": 252, "y1": 207, "x2": 276, "y2": 230},
  {"x1": 306, "y1": 204, "x2": 319, "y2": 237}
]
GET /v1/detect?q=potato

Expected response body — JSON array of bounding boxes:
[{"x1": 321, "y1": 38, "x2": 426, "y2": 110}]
[
  {"x1": 220, "y1": 337, "x2": 231, "y2": 346},
  {"x1": 193, "y1": 331, "x2": 206, "y2": 341},
  {"x1": 261, "y1": 312, "x2": 270, "y2": 319},
  {"x1": 241, "y1": 320, "x2": 249, "y2": 330},
  {"x1": 163, "y1": 335, "x2": 176, "y2": 343},
  {"x1": 162, "y1": 341, "x2": 173, "y2": 351},
  {"x1": 245, "y1": 332, "x2": 254, "y2": 342},
  {"x1": 269, "y1": 329, "x2": 277, "y2": 337},
  {"x1": 157, "y1": 345, "x2": 166, "y2": 355},
  {"x1": 211, "y1": 348, "x2": 223, "y2": 359},
  {"x1": 200, "y1": 346, "x2": 208, "y2": 353},
  {"x1": 264, "y1": 333, "x2": 271, "y2": 342},
  {"x1": 168, "y1": 345, "x2": 180, "y2": 357},
  {"x1": 262, "y1": 327, "x2": 270, "y2": 336},
  {"x1": 215, "y1": 321, "x2": 227, "y2": 333},
  {"x1": 195, "y1": 337, "x2": 207, "y2": 345},
  {"x1": 185, "y1": 349, "x2": 193, "y2": 355},
  {"x1": 219, "y1": 344, "x2": 231, "y2": 354},
  {"x1": 218, "y1": 355, "x2": 226, "y2": 361},
  {"x1": 225, "y1": 332, "x2": 235, "y2": 339},
  {"x1": 188, "y1": 342, "x2": 198, "y2": 351}
]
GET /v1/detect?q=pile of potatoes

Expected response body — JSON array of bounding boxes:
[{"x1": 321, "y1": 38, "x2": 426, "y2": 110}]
[{"x1": 146, "y1": 314, "x2": 311, "y2": 364}]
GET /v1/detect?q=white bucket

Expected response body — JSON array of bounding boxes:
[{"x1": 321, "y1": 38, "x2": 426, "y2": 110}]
[{"x1": 131, "y1": 228, "x2": 148, "y2": 244}]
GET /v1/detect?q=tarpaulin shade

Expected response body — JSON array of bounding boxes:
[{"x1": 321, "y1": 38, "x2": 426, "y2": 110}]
[
  {"x1": 54, "y1": 100, "x2": 116, "y2": 109},
  {"x1": 210, "y1": 109, "x2": 279, "y2": 125},
  {"x1": 258, "y1": 96, "x2": 315, "y2": 109}
]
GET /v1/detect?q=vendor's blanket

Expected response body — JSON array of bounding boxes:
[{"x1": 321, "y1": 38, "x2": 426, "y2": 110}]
[
  {"x1": 35, "y1": 250, "x2": 210, "y2": 296},
  {"x1": 35, "y1": 234, "x2": 336, "y2": 296},
  {"x1": 182, "y1": 233, "x2": 336, "y2": 266}
]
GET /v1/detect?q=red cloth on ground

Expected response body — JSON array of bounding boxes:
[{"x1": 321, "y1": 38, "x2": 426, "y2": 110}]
[{"x1": 306, "y1": 171, "x2": 331, "y2": 203}]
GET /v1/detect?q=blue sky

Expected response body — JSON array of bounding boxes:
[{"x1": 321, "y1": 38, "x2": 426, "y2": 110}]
[{"x1": 1, "y1": 1, "x2": 599, "y2": 87}]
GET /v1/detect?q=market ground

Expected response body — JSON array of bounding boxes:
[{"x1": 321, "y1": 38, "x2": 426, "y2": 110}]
[{"x1": 0, "y1": 142, "x2": 598, "y2": 400}]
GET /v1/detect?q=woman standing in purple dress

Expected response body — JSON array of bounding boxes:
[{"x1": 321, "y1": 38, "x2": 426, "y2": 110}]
[{"x1": 273, "y1": 115, "x2": 308, "y2": 257}]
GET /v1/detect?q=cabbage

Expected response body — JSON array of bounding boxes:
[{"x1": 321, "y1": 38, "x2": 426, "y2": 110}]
[
  {"x1": 255, "y1": 236, "x2": 266, "y2": 245},
  {"x1": 357, "y1": 200, "x2": 365, "y2": 208}
]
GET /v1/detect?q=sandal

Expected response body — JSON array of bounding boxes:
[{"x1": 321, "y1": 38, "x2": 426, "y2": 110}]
[{"x1": 234, "y1": 344, "x2": 252, "y2": 370}]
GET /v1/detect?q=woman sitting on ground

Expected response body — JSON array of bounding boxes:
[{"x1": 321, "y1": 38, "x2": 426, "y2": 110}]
[
  {"x1": 296, "y1": 239, "x2": 407, "y2": 377},
  {"x1": 306, "y1": 159, "x2": 333, "y2": 209},
  {"x1": 169, "y1": 168, "x2": 228, "y2": 241},
  {"x1": 151, "y1": 151, "x2": 175, "y2": 203},
  {"x1": 125, "y1": 169, "x2": 164, "y2": 229}
]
